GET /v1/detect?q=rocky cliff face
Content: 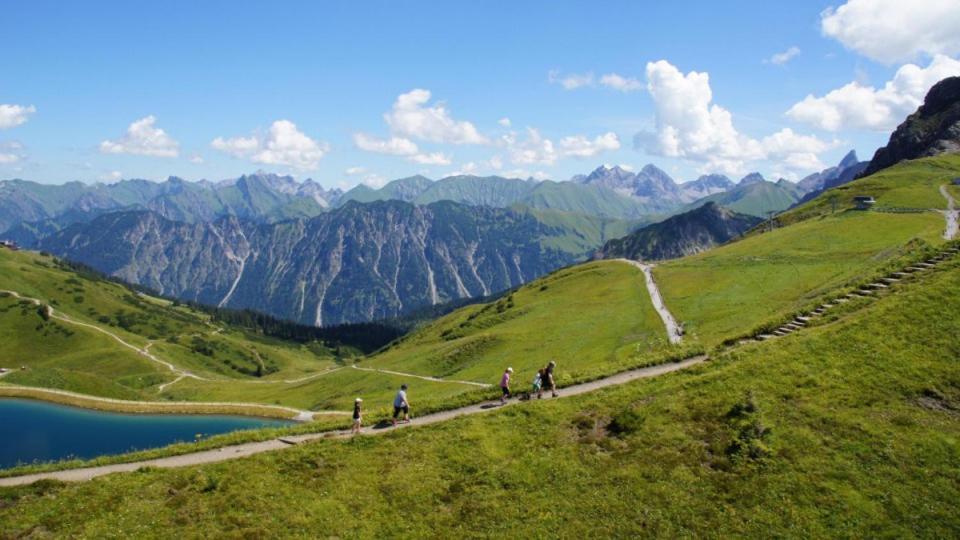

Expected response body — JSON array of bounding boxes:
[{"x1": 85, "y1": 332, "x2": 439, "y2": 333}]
[
  {"x1": 38, "y1": 200, "x2": 588, "y2": 326},
  {"x1": 598, "y1": 202, "x2": 762, "y2": 261},
  {"x1": 861, "y1": 76, "x2": 960, "y2": 177}
]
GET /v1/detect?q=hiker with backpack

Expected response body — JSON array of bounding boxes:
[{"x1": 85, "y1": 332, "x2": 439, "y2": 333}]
[
  {"x1": 538, "y1": 361, "x2": 558, "y2": 398},
  {"x1": 351, "y1": 398, "x2": 363, "y2": 434},
  {"x1": 532, "y1": 369, "x2": 543, "y2": 397},
  {"x1": 392, "y1": 384, "x2": 410, "y2": 426},
  {"x1": 499, "y1": 367, "x2": 513, "y2": 404}
]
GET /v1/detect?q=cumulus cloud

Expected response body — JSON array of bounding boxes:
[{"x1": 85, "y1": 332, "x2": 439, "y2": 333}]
[
  {"x1": 100, "y1": 116, "x2": 180, "y2": 158},
  {"x1": 353, "y1": 133, "x2": 419, "y2": 155},
  {"x1": 0, "y1": 104, "x2": 36, "y2": 129},
  {"x1": 212, "y1": 120, "x2": 329, "y2": 170},
  {"x1": 498, "y1": 117, "x2": 511, "y2": 128},
  {"x1": 768, "y1": 46, "x2": 801, "y2": 65},
  {"x1": 558, "y1": 132, "x2": 621, "y2": 158},
  {"x1": 548, "y1": 70, "x2": 595, "y2": 90},
  {"x1": 361, "y1": 173, "x2": 387, "y2": 188},
  {"x1": 787, "y1": 54, "x2": 960, "y2": 131},
  {"x1": 189, "y1": 154, "x2": 204, "y2": 164},
  {"x1": 821, "y1": 0, "x2": 960, "y2": 64},
  {"x1": 345, "y1": 166, "x2": 366, "y2": 175},
  {"x1": 384, "y1": 89, "x2": 487, "y2": 144},
  {"x1": 599, "y1": 73, "x2": 644, "y2": 92},
  {"x1": 501, "y1": 128, "x2": 621, "y2": 166},
  {"x1": 99, "y1": 170, "x2": 123, "y2": 182},
  {"x1": 641, "y1": 60, "x2": 836, "y2": 174}
]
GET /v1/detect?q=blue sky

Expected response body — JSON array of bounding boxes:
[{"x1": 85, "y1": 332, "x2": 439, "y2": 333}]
[{"x1": 2, "y1": 0, "x2": 959, "y2": 187}]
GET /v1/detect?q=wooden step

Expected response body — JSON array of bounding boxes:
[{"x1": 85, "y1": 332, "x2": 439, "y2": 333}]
[
  {"x1": 868, "y1": 282, "x2": 888, "y2": 289},
  {"x1": 881, "y1": 277, "x2": 899, "y2": 283},
  {"x1": 756, "y1": 334, "x2": 775, "y2": 341}
]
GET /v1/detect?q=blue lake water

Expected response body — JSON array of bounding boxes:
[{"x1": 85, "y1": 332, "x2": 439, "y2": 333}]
[{"x1": 0, "y1": 398, "x2": 292, "y2": 469}]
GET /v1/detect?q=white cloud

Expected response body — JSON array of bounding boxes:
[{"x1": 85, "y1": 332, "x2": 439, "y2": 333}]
[
  {"x1": 99, "y1": 170, "x2": 123, "y2": 182},
  {"x1": 599, "y1": 73, "x2": 644, "y2": 92},
  {"x1": 212, "y1": 120, "x2": 328, "y2": 170},
  {"x1": 0, "y1": 104, "x2": 36, "y2": 129},
  {"x1": 384, "y1": 89, "x2": 487, "y2": 144},
  {"x1": 821, "y1": 0, "x2": 960, "y2": 64},
  {"x1": 787, "y1": 54, "x2": 960, "y2": 131},
  {"x1": 498, "y1": 117, "x2": 511, "y2": 128},
  {"x1": 558, "y1": 132, "x2": 621, "y2": 158},
  {"x1": 353, "y1": 133, "x2": 419, "y2": 155},
  {"x1": 408, "y1": 152, "x2": 452, "y2": 165},
  {"x1": 345, "y1": 166, "x2": 366, "y2": 175},
  {"x1": 502, "y1": 128, "x2": 558, "y2": 165},
  {"x1": 488, "y1": 155, "x2": 503, "y2": 170},
  {"x1": 100, "y1": 116, "x2": 180, "y2": 158},
  {"x1": 189, "y1": 154, "x2": 204, "y2": 164},
  {"x1": 642, "y1": 60, "x2": 835, "y2": 175},
  {"x1": 548, "y1": 70, "x2": 595, "y2": 90},
  {"x1": 501, "y1": 128, "x2": 621, "y2": 166},
  {"x1": 768, "y1": 46, "x2": 801, "y2": 65}
]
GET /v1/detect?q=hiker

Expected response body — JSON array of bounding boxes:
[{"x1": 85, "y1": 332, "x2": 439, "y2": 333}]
[
  {"x1": 532, "y1": 369, "x2": 543, "y2": 397},
  {"x1": 538, "y1": 361, "x2": 558, "y2": 398},
  {"x1": 500, "y1": 367, "x2": 513, "y2": 404},
  {"x1": 392, "y1": 384, "x2": 410, "y2": 426},
  {"x1": 351, "y1": 398, "x2": 363, "y2": 434}
]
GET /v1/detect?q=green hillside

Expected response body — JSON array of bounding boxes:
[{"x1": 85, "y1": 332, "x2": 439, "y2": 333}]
[
  {"x1": 2, "y1": 244, "x2": 957, "y2": 537},
  {"x1": 686, "y1": 179, "x2": 802, "y2": 217}
]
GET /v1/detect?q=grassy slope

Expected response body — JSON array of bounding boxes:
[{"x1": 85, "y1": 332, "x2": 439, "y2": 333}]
[
  {"x1": 0, "y1": 249, "x2": 343, "y2": 404},
  {"x1": 654, "y1": 156, "x2": 955, "y2": 346},
  {"x1": 364, "y1": 261, "x2": 677, "y2": 384},
  {"x1": 2, "y1": 258, "x2": 957, "y2": 537}
]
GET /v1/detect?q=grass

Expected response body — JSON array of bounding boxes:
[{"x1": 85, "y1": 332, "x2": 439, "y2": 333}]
[
  {"x1": 654, "y1": 207, "x2": 944, "y2": 346},
  {"x1": 364, "y1": 260, "x2": 678, "y2": 383},
  {"x1": 1, "y1": 257, "x2": 957, "y2": 537}
]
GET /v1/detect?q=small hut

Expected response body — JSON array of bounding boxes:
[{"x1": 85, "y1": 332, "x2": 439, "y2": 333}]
[{"x1": 853, "y1": 196, "x2": 876, "y2": 210}]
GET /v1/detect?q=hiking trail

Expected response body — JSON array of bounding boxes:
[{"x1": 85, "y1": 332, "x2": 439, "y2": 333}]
[
  {"x1": 618, "y1": 260, "x2": 683, "y2": 344},
  {"x1": 941, "y1": 185, "x2": 958, "y2": 240}
]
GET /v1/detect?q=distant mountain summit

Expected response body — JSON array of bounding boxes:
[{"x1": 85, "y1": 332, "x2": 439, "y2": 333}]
[
  {"x1": 861, "y1": 76, "x2": 960, "y2": 177},
  {"x1": 738, "y1": 172, "x2": 767, "y2": 186},
  {"x1": 598, "y1": 201, "x2": 761, "y2": 261},
  {"x1": 683, "y1": 174, "x2": 735, "y2": 200},
  {"x1": 795, "y1": 150, "x2": 869, "y2": 202}
]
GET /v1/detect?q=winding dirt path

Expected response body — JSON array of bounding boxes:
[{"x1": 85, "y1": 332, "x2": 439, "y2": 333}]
[
  {"x1": 940, "y1": 185, "x2": 958, "y2": 240},
  {"x1": 0, "y1": 356, "x2": 706, "y2": 487},
  {"x1": 618, "y1": 260, "x2": 683, "y2": 344},
  {"x1": 0, "y1": 290, "x2": 205, "y2": 383}
]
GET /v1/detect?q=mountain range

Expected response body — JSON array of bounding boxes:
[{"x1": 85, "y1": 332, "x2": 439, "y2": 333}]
[
  {"x1": 34, "y1": 200, "x2": 637, "y2": 326},
  {"x1": 598, "y1": 201, "x2": 762, "y2": 261}
]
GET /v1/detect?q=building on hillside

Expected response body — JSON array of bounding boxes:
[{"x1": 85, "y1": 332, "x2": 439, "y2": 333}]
[
  {"x1": 853, "y1": 196, "x2": 876, "y2": 210},
  {"x1": 0, "y1": 240, "x2": 18, "y2": 250}
]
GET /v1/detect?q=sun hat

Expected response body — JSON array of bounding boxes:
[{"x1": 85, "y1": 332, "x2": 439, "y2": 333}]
[
  {"x1": 355, "y1": 398, "x2": 363, "y2": 402},
  {"x1": 507, "y1": 367, "x2": 513, "y2": 372}
]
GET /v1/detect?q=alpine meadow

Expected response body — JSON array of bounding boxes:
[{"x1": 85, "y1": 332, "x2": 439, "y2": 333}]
[{"x1": 2, "y1": 1, "x2": 960, "y2": 538}]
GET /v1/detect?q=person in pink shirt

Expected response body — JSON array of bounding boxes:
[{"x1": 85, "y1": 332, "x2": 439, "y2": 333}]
[{"x1": 499, "y1": 367, "x2": 513, "y2": 404}]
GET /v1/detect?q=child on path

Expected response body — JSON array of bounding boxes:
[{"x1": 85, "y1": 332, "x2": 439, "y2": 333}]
[
  {"x1": 532, "y1": 369, "x2": 543, "y2": 397},
  {"x1": 351, "y1": 398, "x2": 363, "y2": 434},
  {"x1": 500, "y1": 367, "x2": 513, "y2": 404},
  {"x1": 392, "y1": 384, "x2": 410, "y2": 426}
]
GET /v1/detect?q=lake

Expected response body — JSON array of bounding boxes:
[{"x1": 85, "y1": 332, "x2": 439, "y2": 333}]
[{"x1": 0, "y1": 398, "x2": 292, "y2": 469}]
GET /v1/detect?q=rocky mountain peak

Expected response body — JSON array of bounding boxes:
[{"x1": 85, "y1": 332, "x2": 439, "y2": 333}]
[
  {"x1": 738, "y1": 172, "x2": 766, "y2": 186},
  {"x1": 861, "y1": 76, "x2": 960, "y2": 177}
]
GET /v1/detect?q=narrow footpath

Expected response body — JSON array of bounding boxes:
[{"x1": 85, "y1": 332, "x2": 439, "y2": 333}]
[
  {"x1": 941, "y1": 185, "x2": 958, "y2": 240},
  {"x1": 618, "y1": 259, "x2": 684, "y2": 344},
  {"x1": 0, "y1": 355, "x2": 706, "y2": 487}
]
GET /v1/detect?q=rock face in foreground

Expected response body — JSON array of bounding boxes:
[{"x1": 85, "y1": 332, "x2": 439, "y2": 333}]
[
  {"x1": 598, "y1": 202, "x2": 762, "y2": 261},
  {"x1": 862, "y1": 76, "x2": 960, "y2": 177},
  {"x1": 37, "y1": 201, "x2": 590, "y2": 326}
]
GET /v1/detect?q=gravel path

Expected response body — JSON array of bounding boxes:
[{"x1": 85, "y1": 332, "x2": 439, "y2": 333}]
[
  {"x1": 0, "y1": 356, "x2": 707, "y2": 487},
  {"x1": 941, "y1": 185, "x2": 958, "y2": 240},
  {"x1": 618, "y1": 260, "x2": 684, "y2": 344}
]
